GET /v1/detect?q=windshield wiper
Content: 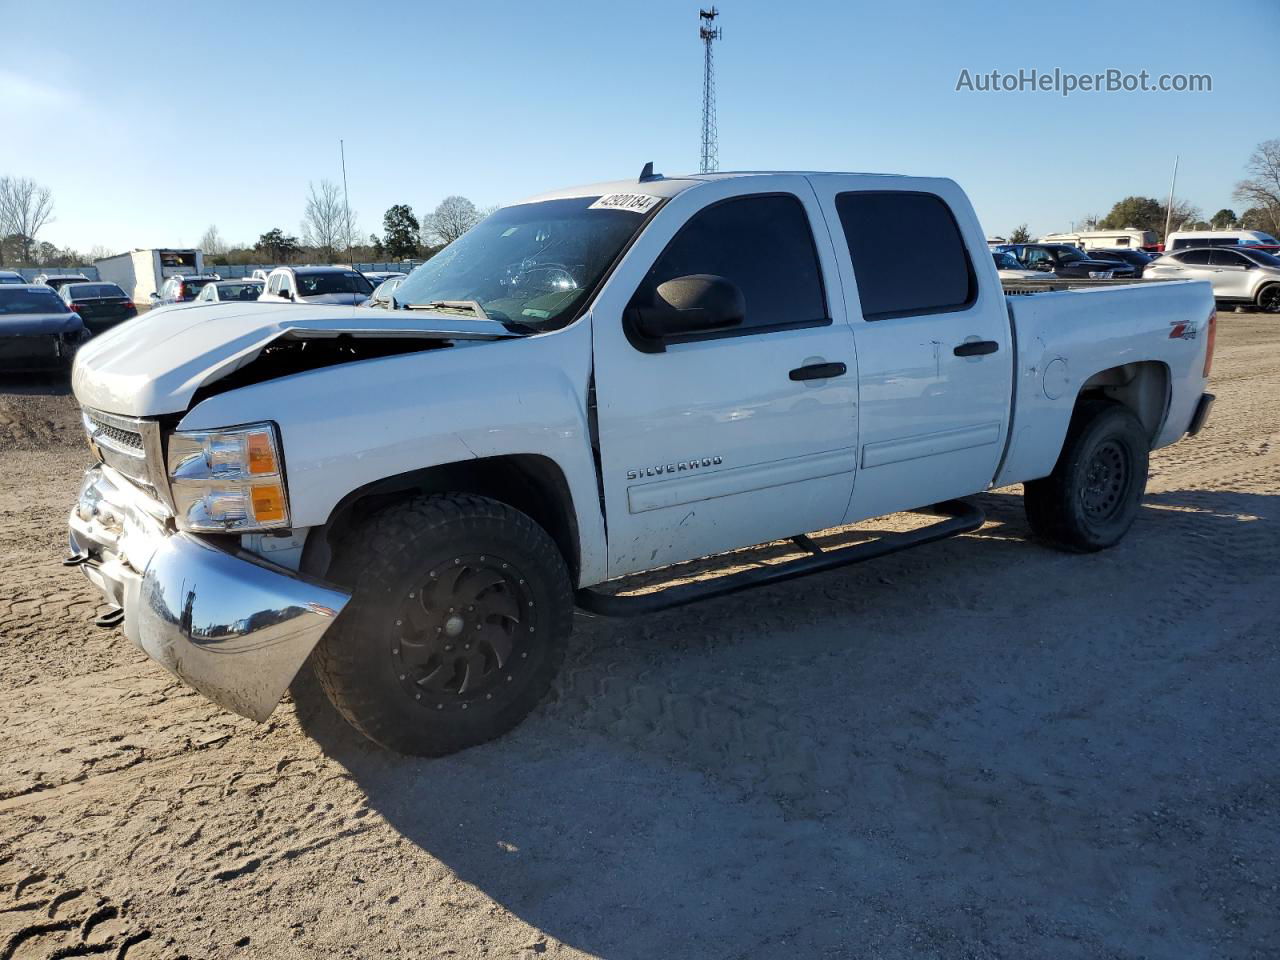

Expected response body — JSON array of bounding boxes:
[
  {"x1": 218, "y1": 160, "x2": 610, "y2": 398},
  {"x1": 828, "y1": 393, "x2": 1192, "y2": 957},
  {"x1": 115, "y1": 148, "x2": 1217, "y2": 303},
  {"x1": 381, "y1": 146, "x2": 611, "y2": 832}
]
[{"x1": 403, "y1": 299, "x2": 491, "y2": 320}]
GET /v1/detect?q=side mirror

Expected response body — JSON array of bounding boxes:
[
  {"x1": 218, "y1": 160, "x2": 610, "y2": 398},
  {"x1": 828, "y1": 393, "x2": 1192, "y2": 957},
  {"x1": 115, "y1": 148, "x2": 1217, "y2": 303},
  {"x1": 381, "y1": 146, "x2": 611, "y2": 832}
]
[
  {"x1": 626, "y1": 274, "x2": 745, "y2": 349},
  {"x1": 149, "y1": 292, "x2": 159, "y2": 300}
]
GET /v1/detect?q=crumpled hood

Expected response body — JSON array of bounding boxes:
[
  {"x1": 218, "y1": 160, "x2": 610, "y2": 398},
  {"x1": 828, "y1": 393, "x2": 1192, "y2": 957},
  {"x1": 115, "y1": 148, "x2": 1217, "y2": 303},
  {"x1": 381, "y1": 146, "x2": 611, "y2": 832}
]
[
  {"x1": 1, "y1": 311, "x2": 86, "y2": 337},
  {"x1": 72, "y1": 302, "x2": 514, "y2": 417}
]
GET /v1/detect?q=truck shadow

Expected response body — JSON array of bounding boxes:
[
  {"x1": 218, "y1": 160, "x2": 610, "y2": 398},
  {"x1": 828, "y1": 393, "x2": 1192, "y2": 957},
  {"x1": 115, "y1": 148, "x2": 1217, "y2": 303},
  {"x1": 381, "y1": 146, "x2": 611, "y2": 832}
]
[{"x1": 292, "y1": 485, "x2": 1280, "y2": 957}]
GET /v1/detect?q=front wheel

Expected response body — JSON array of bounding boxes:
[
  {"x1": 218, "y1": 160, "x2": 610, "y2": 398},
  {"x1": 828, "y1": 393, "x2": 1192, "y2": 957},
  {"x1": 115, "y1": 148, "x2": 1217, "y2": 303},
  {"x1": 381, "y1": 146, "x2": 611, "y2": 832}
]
[
  {"x1": 1023, "y1": 400, "x2": 1150, "y2": 553},
  {"x1": 312, "y1": 494, "x2": 573, "y2": 756}
]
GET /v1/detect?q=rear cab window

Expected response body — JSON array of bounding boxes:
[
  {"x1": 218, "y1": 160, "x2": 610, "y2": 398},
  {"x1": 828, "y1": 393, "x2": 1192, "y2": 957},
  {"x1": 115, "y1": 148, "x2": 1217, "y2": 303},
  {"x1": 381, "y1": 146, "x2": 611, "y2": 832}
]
[{"x1": 835, "y1": 191, "x2": 976, "y2": 320}]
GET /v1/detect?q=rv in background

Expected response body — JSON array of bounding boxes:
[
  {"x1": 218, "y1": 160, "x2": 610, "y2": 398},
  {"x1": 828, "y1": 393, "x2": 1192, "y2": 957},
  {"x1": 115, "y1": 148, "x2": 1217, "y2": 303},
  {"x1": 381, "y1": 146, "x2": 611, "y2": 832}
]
[
  {"x1": 1164, "y1": 229, "x2": 1279, "y2": 251},
  {"x1": 1039, "y1": 229, "x2": 1159, "y2": 252},
  {"x1": 94, "y1": 249, "x2": 205, "y2": 306}
]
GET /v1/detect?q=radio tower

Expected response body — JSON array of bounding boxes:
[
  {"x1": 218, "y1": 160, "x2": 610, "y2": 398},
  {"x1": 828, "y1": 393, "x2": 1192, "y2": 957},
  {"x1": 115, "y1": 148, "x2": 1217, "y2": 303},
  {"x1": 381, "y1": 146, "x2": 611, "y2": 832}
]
[{"x1": 698, "y1": 7, "x2": 721, "y2": 174}]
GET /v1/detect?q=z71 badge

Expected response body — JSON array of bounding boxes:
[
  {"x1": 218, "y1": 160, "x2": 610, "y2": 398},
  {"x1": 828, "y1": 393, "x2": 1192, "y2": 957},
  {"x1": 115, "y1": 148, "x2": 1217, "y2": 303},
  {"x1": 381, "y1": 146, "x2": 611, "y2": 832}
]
[{"x1": 627, "y1": 456, "x2": 722, "y2": 481}]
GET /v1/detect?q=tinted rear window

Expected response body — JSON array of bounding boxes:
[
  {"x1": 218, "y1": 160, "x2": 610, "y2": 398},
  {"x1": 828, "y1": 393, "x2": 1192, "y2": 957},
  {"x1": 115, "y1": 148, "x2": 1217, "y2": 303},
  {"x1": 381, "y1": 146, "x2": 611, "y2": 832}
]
[
  {"x1": 0, "y1": 287, "x2": 69, "y2": 314},
  {"x1": 66, "y1": 283, "x2": 126, "y2": 299},
  {"x1": 836, "y1": 192, "x2": 975, "y2": 319},
  {"x1": 218, "y1": 282, "x2": 264, "y2": 300},
  {"x1": 296, "y1": 271, "x2": 374, "y2": 296}
]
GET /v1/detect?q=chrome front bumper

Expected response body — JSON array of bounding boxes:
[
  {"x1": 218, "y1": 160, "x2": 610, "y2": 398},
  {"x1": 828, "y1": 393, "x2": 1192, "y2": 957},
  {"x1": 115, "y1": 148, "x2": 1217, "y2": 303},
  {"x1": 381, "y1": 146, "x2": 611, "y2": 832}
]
[{"x1": 68, "y1": 464, "x2": 350, "y2": 722}]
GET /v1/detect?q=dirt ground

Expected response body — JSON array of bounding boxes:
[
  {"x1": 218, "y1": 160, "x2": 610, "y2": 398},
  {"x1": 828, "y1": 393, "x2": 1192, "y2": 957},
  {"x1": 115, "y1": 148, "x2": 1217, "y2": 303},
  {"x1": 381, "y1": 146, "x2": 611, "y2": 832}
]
[{"x1": 1, "y1": 314, "x2": 1277, "y2": 959}]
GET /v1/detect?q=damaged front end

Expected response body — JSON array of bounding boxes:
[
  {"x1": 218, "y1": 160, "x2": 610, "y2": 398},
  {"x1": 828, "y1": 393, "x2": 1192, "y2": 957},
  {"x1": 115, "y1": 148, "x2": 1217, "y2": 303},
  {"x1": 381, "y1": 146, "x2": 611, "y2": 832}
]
[{"x1": 69, "y1": 441, "x2": 349, "y2": 723}]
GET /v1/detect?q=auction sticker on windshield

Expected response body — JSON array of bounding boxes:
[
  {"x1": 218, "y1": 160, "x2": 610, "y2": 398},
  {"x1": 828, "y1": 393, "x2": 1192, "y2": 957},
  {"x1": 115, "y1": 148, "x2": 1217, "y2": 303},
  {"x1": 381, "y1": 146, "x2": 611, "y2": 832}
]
[{"x1": 588, "y1": 193, "x2": 662, "y2": 213}]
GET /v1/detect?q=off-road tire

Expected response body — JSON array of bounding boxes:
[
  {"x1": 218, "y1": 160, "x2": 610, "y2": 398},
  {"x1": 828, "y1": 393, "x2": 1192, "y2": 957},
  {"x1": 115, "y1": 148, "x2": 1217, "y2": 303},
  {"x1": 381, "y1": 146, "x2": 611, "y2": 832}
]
[
  {"x1": 1024, "y1": 399, "x2": 1150, "y2": 553},
  {"x1": 313, "y1": 494, "x2": 573, "y2": 756}
]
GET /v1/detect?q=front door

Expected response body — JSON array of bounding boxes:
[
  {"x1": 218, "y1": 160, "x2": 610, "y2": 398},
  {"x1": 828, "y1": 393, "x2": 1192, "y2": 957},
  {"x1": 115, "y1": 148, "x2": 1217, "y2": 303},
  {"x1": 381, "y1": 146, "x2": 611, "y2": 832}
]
[
  {"x1": 808, "y1": 176, "x2": 1013, "y2": 521},
  {"x1": 590, "y1": 177, "x2": 859, "y2": 579},
  {"x1": 1208, "y1": 248, "x2": 1254, "y2": 300}
]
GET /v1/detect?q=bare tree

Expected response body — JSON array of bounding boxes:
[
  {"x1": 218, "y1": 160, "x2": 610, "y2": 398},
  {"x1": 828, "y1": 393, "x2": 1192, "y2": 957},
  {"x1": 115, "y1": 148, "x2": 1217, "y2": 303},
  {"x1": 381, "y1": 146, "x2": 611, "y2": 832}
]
[
  {"x1": 0, "y1": 176, "x2": 55, "y2": 263},
  {"x1": 425, "y1": 195, "x2": 482, "y2": 246},
  {"x1": 301, "y1": 180, "x2": 358, "y2": 261},
  {"x1": 199, "y1": 224, "x2": 227, "y2": 256},
  {"x1": 88, "y1": 244, "x2": 118, "y2": 262},
  {"x1": 1234, "y1": 139, "x2": 1280, "y2": 237}
]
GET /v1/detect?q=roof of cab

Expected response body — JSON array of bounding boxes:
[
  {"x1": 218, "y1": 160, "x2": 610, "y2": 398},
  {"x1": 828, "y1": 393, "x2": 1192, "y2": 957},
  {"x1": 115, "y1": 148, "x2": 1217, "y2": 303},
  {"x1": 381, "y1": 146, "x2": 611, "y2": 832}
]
[{"x1": 511, "y1": 169, "x2": 917, "y2": 207}]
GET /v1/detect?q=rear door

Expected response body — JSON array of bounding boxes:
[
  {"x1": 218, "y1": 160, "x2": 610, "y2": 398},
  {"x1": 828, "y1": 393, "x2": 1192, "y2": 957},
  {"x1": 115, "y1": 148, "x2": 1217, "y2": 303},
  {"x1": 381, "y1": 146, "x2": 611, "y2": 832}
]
[
  {"x1": 808, "y1": 176, "x2": 1013, "y2": 521},
  {"x1": 590, "y1": 177, "x2": 859, "y2": 579}
]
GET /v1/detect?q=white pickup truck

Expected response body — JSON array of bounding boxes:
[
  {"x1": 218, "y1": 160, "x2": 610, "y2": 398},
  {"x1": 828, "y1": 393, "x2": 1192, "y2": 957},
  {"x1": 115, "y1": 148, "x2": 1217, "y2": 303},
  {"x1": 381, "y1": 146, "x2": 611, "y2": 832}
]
[{"x1": 68, "y1": 169, "x2": 1216, "y2": 756}]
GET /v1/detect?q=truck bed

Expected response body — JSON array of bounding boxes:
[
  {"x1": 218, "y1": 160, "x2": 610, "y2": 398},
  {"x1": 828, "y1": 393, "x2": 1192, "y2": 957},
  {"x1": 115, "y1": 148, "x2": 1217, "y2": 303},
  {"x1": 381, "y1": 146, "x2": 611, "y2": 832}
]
[{"x1": 995, "y1": 277, "x2": 1214, "y2": 488}]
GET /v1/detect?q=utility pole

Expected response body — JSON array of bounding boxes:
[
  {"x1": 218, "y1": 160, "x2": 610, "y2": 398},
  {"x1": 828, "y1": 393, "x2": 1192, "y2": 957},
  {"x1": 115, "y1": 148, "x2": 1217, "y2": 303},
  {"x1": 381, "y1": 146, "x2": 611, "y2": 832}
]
[
  {"x1": 340, "y1": 139, "x2": 353, "y2": 265},
  {"x1": 699, "y1": 7, "x2": 721, "y2": 174},
  {"x1": 1163, "y1": 154, "x2": 1180, "y2": 248}
]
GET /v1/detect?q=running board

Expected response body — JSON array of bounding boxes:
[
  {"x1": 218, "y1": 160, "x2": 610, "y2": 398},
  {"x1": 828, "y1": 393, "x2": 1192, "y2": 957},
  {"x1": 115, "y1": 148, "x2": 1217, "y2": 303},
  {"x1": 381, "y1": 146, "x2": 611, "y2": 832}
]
[{"x1": 575, "y1": 499, "x2": 985, "y2": 617}]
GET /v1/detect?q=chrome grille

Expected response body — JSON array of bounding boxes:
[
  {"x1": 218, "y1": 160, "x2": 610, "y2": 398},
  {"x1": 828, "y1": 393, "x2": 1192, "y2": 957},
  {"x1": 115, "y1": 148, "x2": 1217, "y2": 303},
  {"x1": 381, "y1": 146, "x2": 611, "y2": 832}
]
[
  {"x1": 80, "y1": 407, "x2": 173, "y2": 514},
  {"x1": 85, "y1": 414, "x2": 144, "y2": 453}
]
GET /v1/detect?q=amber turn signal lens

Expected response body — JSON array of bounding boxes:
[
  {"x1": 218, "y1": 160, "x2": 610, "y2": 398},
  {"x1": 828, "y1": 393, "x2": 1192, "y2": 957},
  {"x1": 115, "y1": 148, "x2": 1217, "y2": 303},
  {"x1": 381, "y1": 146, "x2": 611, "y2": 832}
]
[
  {"x1": 250, "y1": 482, "x2": 287, "y2": 524},
  {"x1": 246, "y1": 431, "x2": 278, "y2": 475}
]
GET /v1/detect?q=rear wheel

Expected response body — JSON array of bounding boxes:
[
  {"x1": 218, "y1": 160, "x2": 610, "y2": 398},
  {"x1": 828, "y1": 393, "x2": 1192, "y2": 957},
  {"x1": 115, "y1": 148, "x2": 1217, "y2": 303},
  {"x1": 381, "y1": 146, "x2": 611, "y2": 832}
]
[
  {"x1": 1024, "y1": 400, "x2": 1149, "y2": 553},
  {"x1": 313, "y1": 494, "x2": 573, "y2": 756}
]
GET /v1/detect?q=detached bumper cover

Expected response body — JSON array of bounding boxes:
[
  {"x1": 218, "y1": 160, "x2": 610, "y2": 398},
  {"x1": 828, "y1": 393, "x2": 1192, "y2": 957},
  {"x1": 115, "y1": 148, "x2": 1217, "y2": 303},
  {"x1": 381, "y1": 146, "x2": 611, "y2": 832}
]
[{"x1": 69, "y1": 464, "x2": 349, "y2": 722}]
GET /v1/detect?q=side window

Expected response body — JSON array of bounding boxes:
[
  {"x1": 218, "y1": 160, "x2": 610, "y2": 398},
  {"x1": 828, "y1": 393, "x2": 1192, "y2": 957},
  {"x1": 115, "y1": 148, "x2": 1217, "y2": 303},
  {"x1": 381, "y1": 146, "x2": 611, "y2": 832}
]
[
  {"x1": 1024, "y1": 248, "x2": 1053, "y2": 266},
  {"x1": 835, "y1": 191, "x2": 975, "y2": 320},
  {"x1": 1210, "y1": 249, "x2": 1248, "y2": 267},
  {"x1": 268, "y1": 274, "x2": 282, "y2": 295},
  {"x1": 637, "y1": 194, "x2": 827, "y2": 334},
  {"x1": 1180, "y1": 249, "x2": 1212, "y2": 265}
]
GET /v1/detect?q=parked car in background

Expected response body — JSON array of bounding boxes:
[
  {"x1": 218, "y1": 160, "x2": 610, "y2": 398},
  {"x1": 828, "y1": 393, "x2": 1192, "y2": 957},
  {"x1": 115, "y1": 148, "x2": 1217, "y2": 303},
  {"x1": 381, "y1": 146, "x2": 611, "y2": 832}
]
[
  {"x1": 193, "y1": 279, "x2": 265, "y2": 304},
  {"x1": 0, "y1": 284, "x2": 86, "y2": 371},
  {"x1": 1084, "y1": 248, "x2": 1154, "y2": 277},
  {"x1": 35, "y1": 273, "x2": 92, "y2": 292},
  {"x1": 0, "y1": 270, "x2": 27, "y2": 284},
  {"x1": 1144, "y1": 247, "x2": 1280, "y2": 312},
  {"x1": 992, "y1": 251, "x2": 1047, "y2": 280},
  {"x1": 1165, "y1": 229, "x2": 1279, "y2": 251},
  {"x1": 60, "y1": 282, "x2": 137, "y2": 334},
  {"x1": 362, "y1": 271, "x2": 407, "y2": 288},
  {"x1": 151, "y1": 274, "x2": 221, "y2": 307},
  {"x1": 1005, "y1": 244, "x2": 1135, "y2": 279},
  {"x1": 364, "y1": 275, "x2": 406, "y2": 308},
  {"x1": 259, "y1": 266, "x2": 374, "y2": 305}
]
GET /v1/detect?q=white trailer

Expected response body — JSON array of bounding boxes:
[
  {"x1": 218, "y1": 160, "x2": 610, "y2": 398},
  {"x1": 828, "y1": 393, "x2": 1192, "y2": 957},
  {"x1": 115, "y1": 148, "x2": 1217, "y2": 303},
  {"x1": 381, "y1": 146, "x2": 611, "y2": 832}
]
[
  {"x1": 1039, "y1": 229, "x2": 1158, "y2": 251},
  {"x1": 94, "y1": 249, "x2": 205, "y2": 304}
]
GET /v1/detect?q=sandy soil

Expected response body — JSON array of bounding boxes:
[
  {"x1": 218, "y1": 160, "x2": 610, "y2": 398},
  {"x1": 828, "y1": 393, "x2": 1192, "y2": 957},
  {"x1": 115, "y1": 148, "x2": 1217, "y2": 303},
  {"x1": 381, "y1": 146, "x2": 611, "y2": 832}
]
[{"x1": 1, "y1": 316, "x2": 1277, "y2": 959}]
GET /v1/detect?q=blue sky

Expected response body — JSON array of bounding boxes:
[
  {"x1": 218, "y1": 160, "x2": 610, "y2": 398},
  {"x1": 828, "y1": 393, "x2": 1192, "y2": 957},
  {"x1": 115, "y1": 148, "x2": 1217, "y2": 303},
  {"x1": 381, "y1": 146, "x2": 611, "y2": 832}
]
[{"x1": 2, "y1": 0, "x2": 1275, "y2": 252}]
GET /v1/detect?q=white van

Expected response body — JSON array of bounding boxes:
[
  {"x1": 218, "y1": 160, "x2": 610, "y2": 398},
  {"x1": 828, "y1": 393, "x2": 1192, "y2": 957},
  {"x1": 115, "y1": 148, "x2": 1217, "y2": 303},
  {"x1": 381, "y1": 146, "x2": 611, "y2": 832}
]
[
  {"x1": 1040, "y1": 229, "x2": 1158, "y2": 251},
  {"x1": 1165, "y1": 229, "x2": 1278, "y2": 251}
]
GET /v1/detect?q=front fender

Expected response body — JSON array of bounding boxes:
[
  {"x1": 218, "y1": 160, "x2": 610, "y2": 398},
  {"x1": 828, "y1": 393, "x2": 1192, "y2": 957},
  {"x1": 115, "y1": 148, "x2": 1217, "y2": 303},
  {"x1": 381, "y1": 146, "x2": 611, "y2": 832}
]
[{"x1": 178, "y1": 320, "x2": 607, "y2": 584}]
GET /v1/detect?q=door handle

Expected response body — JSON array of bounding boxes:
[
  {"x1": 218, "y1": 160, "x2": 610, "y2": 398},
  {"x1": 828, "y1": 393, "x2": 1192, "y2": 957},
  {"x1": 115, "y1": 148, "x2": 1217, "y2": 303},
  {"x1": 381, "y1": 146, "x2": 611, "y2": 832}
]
[
  {"x1": 789, "y1": 361, "x2": 847, "y2": 381},
  {"x1": 954, "y1": 340, "x2": 999, "y2": 357}
]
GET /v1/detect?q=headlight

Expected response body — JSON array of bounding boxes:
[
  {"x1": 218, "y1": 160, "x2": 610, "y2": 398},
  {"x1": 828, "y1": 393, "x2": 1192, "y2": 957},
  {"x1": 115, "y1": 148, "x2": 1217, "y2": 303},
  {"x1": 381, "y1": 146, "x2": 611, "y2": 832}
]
[{"x1": 167, "y1": 423, "x2": 291, "y2": 532}]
